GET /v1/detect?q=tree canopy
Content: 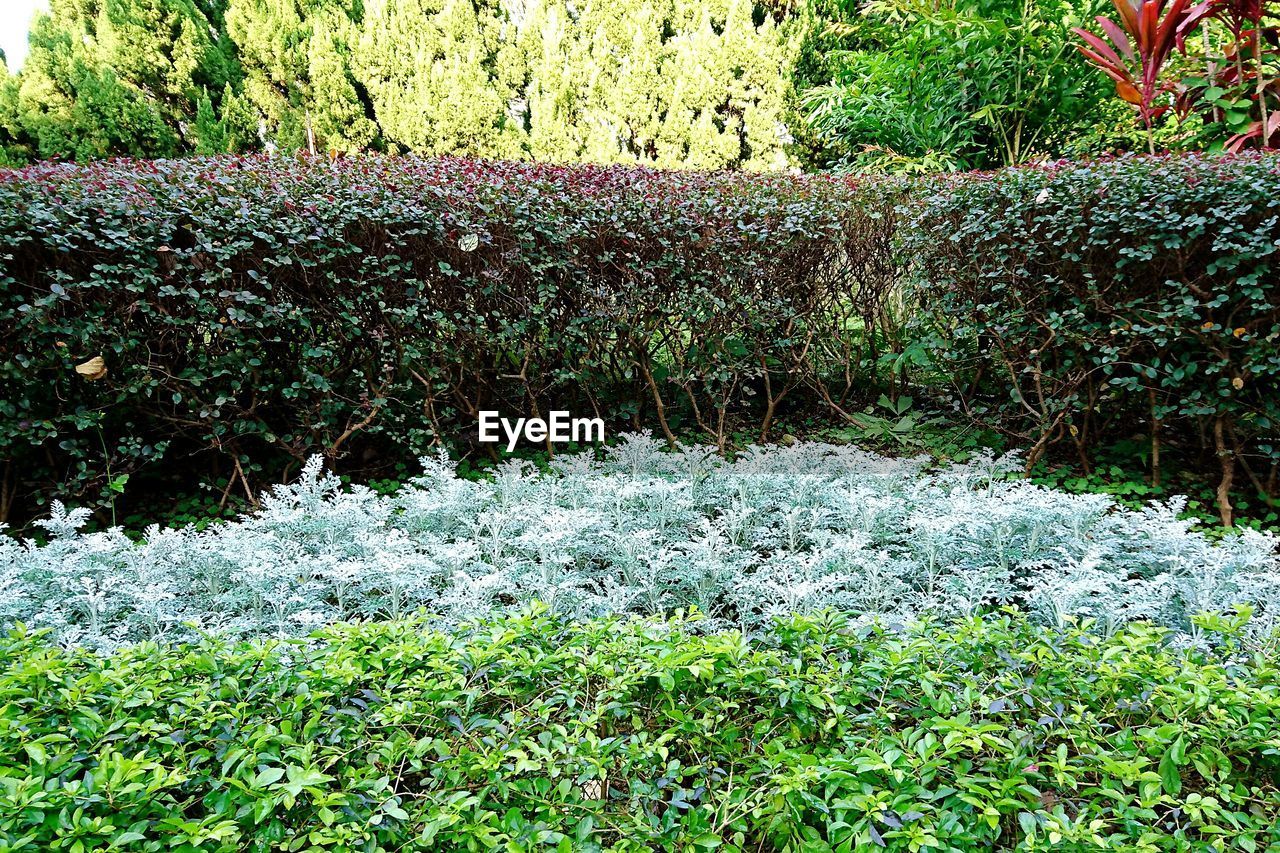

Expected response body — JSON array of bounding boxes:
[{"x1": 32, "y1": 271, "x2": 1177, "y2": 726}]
[{"x1": 0, "y1": 0, "x2": 806, "y2": 168}]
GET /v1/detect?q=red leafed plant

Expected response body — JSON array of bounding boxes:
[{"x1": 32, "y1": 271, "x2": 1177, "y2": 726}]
[
  {"x1": 1177, "y1": 0, "x2": 1279, "y2": 150},
  {"x1": 1074, "y1": 0, "x2": 1197, "y2": 152},
  {"x1": 1182, "y1": 0, "x2": 1264, "y2": 38}
]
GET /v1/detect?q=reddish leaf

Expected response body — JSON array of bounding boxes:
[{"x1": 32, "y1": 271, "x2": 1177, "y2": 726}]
[
  {"x1": 1098, "y1": 16, "x2": 1137, "y2": 60},
  {"x1": 1112, "y1": 0, "x2": 1144, "y2": 36},
  {"x1": 1079, "y1": 25, "x2": 1131, "y2": 69},
  {"x1": 1117, "y1": 80, "x2": 1146, "y2": 104}
]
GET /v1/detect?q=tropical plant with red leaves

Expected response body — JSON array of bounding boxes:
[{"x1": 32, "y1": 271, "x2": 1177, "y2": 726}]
[
  {"x1": 1183, "y1": 0, "x2": 1265, "y2": 38},
  {"x1": 1074, "y1": 0, "x2": 1197, "y2": 152},
  {"x1": 1177, "y1": 0, "x2": 1279, "y2": 150}
]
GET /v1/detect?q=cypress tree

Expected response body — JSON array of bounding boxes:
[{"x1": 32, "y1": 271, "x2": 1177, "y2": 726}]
[
  {"x1": 355, "y1": 0, "x2": 524, "y2": 158},
  {"x1": 225, "y1": 0, "x2": 376, "y2": 153},
  {"x1": 191, "y1": 83, "x2": 257, "y2": 153},
  {"x1": 1, "y1": 0, "x2": 804, "y2": 167},
  {"x1": 11, "y1": 0, "x2": 243, "y2": 161},
  {"x1": 519, "y1": 0, "x2": 797, "y2": 169},
  {"x1": 0, "y1": 57, "x2": 32, "y2": 166}
]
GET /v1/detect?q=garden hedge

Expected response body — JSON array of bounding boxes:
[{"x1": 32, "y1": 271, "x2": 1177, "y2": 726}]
[
  {"x1": 2, "y1": 610, "x2": 1279, "y2": 851},
  {"x1": 905, "y1": 153, "x2": 1280, "y2": 525},
  {"x1": 0, "y1": 155, "x2": 901, "y2": 522},
  {"x1": 3, "y1": 152, "x2": 1279, "y2": 527}
]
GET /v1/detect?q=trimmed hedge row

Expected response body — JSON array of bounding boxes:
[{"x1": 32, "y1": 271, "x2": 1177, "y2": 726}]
[
  {"x1": 0, "y1": 155, "x2": 901, "y2": 521},
  {"x1": 906, "y1": 153, "x2": 1280, "y2": 525},
  {"x1": 2, "y1": 610, "x2": 1280, "y2": 851},
  {"x1": 2, "y1": 152, "x2": 1278, "y2": 525}
]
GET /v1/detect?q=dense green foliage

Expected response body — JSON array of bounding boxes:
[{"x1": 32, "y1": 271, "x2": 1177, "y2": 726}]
[
  {"x1": 0, "y1": 0, "x2": 801, "y2": 169},
  {"x1": 2, "y1": 152, "x2": 1277, "y2": 527},
  {"x1": 802, "y1": 0, "x2": 1280, "y2": 171},
  {"x1": 0, "y1": 154, "x2": 900, "y2": 522},
  {"x1": 2, "y1": 609, "x2": 1279, "y2": 851},
  {"x1": 800, "y1": 0, "x2": 1110, "y2": 171},
  {"x1": 0, "y1": 0, "x2": 1178, "y2": 170},
  {"x1": 4, "y1": 0, "x2": 1269, "y2": 169},
  {"x1": 905, "y1": 153, "x2": 1280, "y2": 526},
  {"x1": 0, "y1": 0, "x2": 241, "y2": 164}
]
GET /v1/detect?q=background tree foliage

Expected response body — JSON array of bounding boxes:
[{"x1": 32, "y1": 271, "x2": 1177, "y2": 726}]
[
  {"x1": 0, "y1": 0, "x2": 1235, "y2": 167},
  {"x1": 4, "y1": 0, "x2": 238, "y2": 161},
  {"x1": 0, "y1": 0, "x2": 806, "y2": 168},
  {"x1": 799, "y1": 0, "x2": 1111, "y2": 171},
  {"x1": 0, "y1": 0, "x2": 1147, "y2": 168}
]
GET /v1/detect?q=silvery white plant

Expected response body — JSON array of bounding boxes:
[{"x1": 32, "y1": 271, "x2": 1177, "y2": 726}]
[{"x1": 1, "y1": 435, "x2": 1277, "y2": 652}]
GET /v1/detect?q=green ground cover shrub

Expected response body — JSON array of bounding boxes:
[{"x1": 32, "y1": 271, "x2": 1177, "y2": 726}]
[{"x1": 1, "y1": 610, "x2": 1278, "y2": 851}]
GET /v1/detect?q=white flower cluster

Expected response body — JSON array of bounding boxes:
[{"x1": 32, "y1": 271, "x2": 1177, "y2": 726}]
[{"x1": 2, "y1": 435, "x2": 1277, "y2": 651}]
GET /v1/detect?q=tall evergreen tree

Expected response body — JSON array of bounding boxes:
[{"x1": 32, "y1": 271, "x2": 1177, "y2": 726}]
[
  {"x1": 12, "y1": 0, "x2": 244, "y2": 161},
  {"x1": 191, "y1": 82, "x2": 257, "y2": 153},
  {"x1": 519, "y1": 0, "x2": 797, "y2": 168},
  {"x1": 0, "y1": 57, "x2": 32, "y2": 166},
  {"x1": 225, "y1": 0, "x2": 375, "y2": 153},
  {"x1": 1, "y1": 0, "x2": 805, "y2": 167},
  {"x1": 355, "y1": 0, "x2": 524, "y2": 158}
]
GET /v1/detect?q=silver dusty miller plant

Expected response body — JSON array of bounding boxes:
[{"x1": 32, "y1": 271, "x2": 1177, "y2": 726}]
[{"x1": 2, "y1": 434, "x2": 1277, "y2": 651}]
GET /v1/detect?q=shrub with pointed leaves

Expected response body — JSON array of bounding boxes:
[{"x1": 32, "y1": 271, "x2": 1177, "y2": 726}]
[{"x1": 4, "y1": 611, "x2": 1280, "y2": 849}]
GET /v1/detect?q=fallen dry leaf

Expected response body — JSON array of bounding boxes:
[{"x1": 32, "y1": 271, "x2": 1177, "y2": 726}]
[{"x1": 75, "y1": 356, "x2": 107, "y2": 381}]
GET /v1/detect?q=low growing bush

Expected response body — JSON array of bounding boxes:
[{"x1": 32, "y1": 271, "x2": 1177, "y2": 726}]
[
  {"x1": 1, "y1": 610, "x2": 1279, "y2": 851},
  {"x1": 2, "y1": 436, "x2": 1275, "y2": 651}
]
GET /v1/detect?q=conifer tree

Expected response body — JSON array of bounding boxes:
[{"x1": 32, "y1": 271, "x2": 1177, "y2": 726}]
[
  {"x1": 12, "y1": 0, "x2": 243, "y2": 161},
  {"x1": 191, "y1": 83, "x2": 257, "y2": 153},
  {"x1": 518, "y1": 0, "x2": 797, "y2": 169},
  {"x1": 355, "y1": 0, "x2": 524, "y2": 158},
  {"x1": 0, "y1": 58, "x2": 31, "y2": 166},
  {"x1": 1, "y1": 0, "x2": 804, "y2": 167},
  {"x1": 225, "y1": 0, "x2": 376, "y2": 153}
]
